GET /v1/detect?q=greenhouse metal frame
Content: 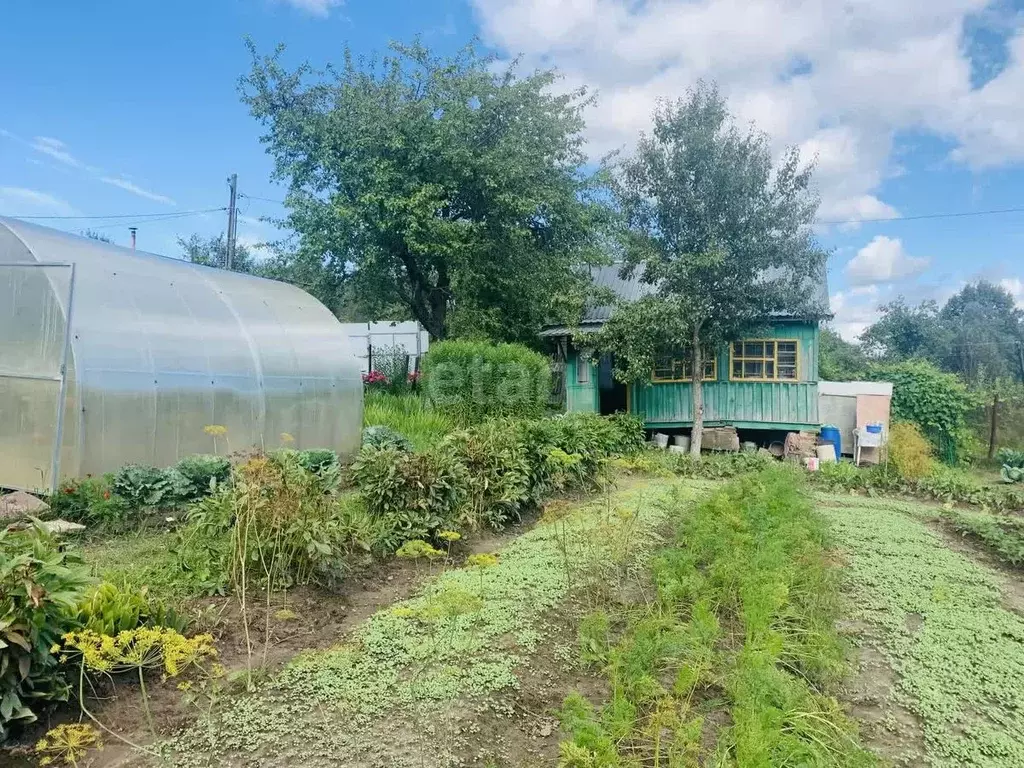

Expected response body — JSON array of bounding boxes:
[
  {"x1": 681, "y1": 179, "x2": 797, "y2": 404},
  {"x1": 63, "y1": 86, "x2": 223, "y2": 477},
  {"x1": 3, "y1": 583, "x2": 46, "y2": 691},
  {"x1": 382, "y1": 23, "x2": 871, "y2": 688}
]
[{"x1": 0, "y1": 218, "x2": 362, "y2": 492}]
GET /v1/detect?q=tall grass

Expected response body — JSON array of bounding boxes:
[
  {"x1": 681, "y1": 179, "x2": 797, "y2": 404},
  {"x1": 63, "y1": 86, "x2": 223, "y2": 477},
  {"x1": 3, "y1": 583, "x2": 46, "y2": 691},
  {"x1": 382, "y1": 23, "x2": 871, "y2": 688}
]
[{"x1": 363, "y1": 391, "x2": 455, "y2": 450}]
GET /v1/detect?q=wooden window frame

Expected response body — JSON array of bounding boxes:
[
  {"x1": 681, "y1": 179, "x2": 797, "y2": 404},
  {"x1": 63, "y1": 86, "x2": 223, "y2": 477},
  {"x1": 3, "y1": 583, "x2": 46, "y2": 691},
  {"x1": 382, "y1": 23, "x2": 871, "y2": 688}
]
[
  {"x1": 728, "y1": 339, "x2": 800, "y2": 382},
  {"x1": 651, "y1": 348, "x2": 718, "y2": 383}
]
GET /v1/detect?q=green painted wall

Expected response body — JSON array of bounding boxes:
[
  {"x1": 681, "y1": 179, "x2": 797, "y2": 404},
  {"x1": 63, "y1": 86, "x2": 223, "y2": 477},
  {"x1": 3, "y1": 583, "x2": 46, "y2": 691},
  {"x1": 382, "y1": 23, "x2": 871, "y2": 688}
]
[
  {"x1": 566, "y1": 321, "x2": 820, "y2": 429},
  {"x1": 565, "y1": 355, "x2": 599, "y2": 413}
]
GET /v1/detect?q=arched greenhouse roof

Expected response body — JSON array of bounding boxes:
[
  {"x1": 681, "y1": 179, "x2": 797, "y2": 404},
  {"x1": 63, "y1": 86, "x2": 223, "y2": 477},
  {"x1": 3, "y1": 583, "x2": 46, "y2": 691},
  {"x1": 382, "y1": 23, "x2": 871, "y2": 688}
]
[{"x1": 0, "y1": 217, "x2": 362, "y2": 492}]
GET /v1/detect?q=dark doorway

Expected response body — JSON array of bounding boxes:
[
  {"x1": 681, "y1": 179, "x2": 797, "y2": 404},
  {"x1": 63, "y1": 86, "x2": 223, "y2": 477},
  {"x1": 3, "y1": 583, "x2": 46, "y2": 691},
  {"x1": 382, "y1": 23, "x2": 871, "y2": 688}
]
[{"x1": 598, "y1": 353, "x2": 629, "y2": 415}]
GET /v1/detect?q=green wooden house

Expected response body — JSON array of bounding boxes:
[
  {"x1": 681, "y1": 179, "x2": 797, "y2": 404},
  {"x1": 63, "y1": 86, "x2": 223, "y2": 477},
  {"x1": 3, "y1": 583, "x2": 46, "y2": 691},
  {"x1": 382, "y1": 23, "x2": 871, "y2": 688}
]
[{"x1": 542, "y1": 266, "x2": 830, "y2": 435}]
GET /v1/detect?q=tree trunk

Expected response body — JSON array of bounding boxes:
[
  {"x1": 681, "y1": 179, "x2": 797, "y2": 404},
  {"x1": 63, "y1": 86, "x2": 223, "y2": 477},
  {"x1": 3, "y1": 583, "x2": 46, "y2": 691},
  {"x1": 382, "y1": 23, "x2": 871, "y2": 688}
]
[
  {"x1": 690, "y1": 326, "x2": 704, "y2": 458},
  {"x1": 988, "y1": 392, "x2": 999, "y2": 460}
]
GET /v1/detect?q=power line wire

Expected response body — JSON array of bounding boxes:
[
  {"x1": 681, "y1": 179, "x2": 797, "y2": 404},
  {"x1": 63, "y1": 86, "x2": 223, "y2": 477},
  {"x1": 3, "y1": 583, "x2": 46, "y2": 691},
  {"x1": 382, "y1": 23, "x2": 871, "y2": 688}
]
[
  {"x1": 242, "y1": 193, "x2": 1024, "y2": 225},
  {"x1": 818, "y1": 206, "x2": 1024, "y2": 225},
  {"x1": 1, "y1": 207, "x2": 226, "y2": 221},
  {"x1": 83, "y1": 210, "x2": 227, "y2": 231},
  {"x1": 239, "y1": 193, "x2": 286, "y2": 205}
]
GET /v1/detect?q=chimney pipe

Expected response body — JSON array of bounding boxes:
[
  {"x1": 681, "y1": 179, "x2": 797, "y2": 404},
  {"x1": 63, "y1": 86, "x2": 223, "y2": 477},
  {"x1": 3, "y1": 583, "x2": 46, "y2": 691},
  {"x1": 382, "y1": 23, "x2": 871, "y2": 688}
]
[{"x1": 129, "y1": 227, "x2": 137, "y2": 250}]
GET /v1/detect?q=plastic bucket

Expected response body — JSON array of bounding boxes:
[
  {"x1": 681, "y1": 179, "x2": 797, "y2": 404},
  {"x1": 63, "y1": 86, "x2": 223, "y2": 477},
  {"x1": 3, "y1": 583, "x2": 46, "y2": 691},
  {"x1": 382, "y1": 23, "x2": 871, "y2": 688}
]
[
  {"x1": 672, "y1": 435, "x2": 691, "y2": 452},
  {"x1": 820, "y1": 425, "x2": 842, "y2": 458},
  {"x1": 866, "y1": 423, "x2": 883, "y2": 434},
  {"x1": 653, "y1": 433, "x2": 669, "y2": 449},
  {"x1": 816, "y1": 443, "x2": 837, "y2": 463}
]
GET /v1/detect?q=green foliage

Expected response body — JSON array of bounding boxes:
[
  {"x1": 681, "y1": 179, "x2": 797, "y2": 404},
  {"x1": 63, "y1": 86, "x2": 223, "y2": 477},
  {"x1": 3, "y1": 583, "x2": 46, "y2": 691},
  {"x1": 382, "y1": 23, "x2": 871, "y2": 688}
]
[
  {"x1": 0, "y1": 523, "x2": 92, "y2": 741},
  {"x1": 242, "y1": 39, "x2": 604, "y2": 342},
  {"x1": 422, "y1": 340, "x2": 551, "y2": 424},
  {"x1": 998, "y1": 447, "x2": 1024, "y2": 482},
  {"x1": 362, "y1": 425, "x2": 413, "y2": 453},
  {"x1": 824, "y1": 493, "x2": 1024, "y2": 764},
  {"x1": 808, "y1": 460, "x2": 1024, "y2": 513},
  {"x1": 177, "y1": 453, "x2": 375, "y2": 594},
  {"x1": 1002, "y1": 465, "x2": 1024, "y2": 484},
  {"x1": 179, "y1": 232, "x2": 256, "y2": 274},
  {"x1": 560, "y1": 469, "x2": 876, "y2": 766},
  {"x1": 938, "y1": 281, "x2": 1023, "y2": 384},
  {"x1": 292, "y1": 449, "x2": 340, "y2": 477},
  {"x1": 49, "y1": 475, "x2": 131, "y2": 528},
  {"x1": 870, "y1": 359, "x2": 977, "y2": 461},
  {"x1": 173, "y1": 455, "x2": 232, "y2": 501},
  {"x1": 819, "y1": 326, "x2": 868, "y2": 381},
  {"x1": 350, "y1": 446, "x2": 469, "y2": 551},
  {"x1": 74, "y1": 582, "x2": 186, "y2": 636},
  {"x1": 112, "y1": 463, "x2": 184, "y2": 509},
  {"x1": 363, "y1": 391, "x2": 455, "y2": 450},
  {"x1": 369, "y1": 344, "x2": 413, "y2": 395},
  {"x1": 887, "y1": 422, "x2": 935, "y2": 480},
  {"x1": 591, "y1": 83, "x2": 826, "y2": 453},
  {"x1": 669, "y1": 449, "x2": 776, "y2": 479},
  {"x1": 949, "y1": 509, "x2": 1024, "y2": 567},
  {"x1": 165, "y1": 480, "x2": 679, "y2": 762},
  {"x1": 860, "y1": 297, "x2": 941, "y2": 361},
  {"x1": 998, "y1": 448, "x2": 1024, "y2": 468}
]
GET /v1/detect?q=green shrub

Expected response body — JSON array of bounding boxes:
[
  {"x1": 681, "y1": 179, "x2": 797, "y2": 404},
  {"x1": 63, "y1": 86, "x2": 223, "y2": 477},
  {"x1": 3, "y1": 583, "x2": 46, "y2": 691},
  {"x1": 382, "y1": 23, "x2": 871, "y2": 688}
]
[
  {"x1": 886, "y1": 422, "x2": 935, "y2": 481},
  {"x1": 997, "y1": 448, "x2": 1024, "y2": 469},
  {"x1": 1003, "y1": 465, "x2": 1024, "y2": 484},
  {"x1": 998, "y1": 447, "x2": 1024, "y2": 483},
  {"x1": 350, "y1": 446, "x2": 469, "y2": 551},
  {"x1": 670, "y1": 450, "x2": 776, "y2": 479},
  {"x1": 869, "y1": 360, "x2": 977, "y2": 463},
  {"x1": 0, "y1": 522, "x2": 92, "y2": 740},
  {"x1": 174, "y1": 455, "x2": 231, "y2": 500},
  {"x1": 443, "y1": 421, "x2": 533, "y2": 530},
  {"x1": 74, "y1": 582, "x2": 187, "y2": 636},
  {"x1": 948, "y1": 510, "x2": 1024, "y2": 567},
  {"x1": 178, "y1": 452, "x2": 371, "y2": 594},
  {"x1": 112, "y1": 463, "x2": 189, "y2": 509},
  {"x1": 814, "y1": 460, "x2": 863, "y2": 491},
  {"x1": 49, "y1": 475, "x2": 131, "y2": 527},
  {"x1": 369, "y1": 343, "x2": 413, "y2": 395},
  {"x1": 363, "y1": 391, "x2": 455, "y2": 450},
  {"x1": 362, "y1": 425, "x2": 413, "y2": 452},
  {"x1": 294, "y1": 449, "x2": 340, "y2": 476},
  {"x1": 421, "y1": 340, "x2": 551, "y2": 423}
]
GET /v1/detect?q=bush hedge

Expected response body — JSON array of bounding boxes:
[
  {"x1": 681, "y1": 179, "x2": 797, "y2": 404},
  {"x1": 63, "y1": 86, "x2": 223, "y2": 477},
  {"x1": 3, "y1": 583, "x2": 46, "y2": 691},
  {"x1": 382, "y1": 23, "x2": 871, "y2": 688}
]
[
  {"x1": 421, "y1": 340, "x2": 551, "y2": 424},
  {"x1": 869, "y1": 360, "x2": 976, "y2": 463},
  {"x1": 350, "y1": 412, "x2": 645, "y2": 547}
]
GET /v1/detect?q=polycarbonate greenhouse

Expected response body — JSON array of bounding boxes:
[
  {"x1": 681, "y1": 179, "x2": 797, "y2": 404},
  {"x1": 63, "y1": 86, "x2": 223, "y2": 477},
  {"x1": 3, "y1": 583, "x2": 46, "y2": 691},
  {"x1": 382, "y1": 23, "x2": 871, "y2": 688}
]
[{"x1": 0, "y1": 218, "x2": 362, "y2": 492}]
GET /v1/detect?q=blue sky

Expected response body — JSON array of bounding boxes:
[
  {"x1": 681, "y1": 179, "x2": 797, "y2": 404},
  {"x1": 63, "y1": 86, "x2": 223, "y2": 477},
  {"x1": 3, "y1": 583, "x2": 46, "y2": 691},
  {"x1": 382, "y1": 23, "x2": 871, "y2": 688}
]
[{"x1": 2, "y1": 0, "x2": 1024, "y2": 339}]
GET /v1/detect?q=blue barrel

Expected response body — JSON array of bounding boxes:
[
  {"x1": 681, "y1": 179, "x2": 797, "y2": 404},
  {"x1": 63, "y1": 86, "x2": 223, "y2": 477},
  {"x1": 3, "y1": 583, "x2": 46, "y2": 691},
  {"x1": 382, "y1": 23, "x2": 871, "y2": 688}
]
[{"x1": 820, "y1": 425, "x2": 842, "y2": 458}]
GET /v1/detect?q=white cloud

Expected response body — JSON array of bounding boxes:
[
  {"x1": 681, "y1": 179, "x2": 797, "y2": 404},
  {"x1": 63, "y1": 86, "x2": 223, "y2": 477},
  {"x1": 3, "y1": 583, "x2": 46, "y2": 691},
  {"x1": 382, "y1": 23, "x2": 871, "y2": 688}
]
[
  {"x1": 99, "y1": 176, "x2": 176, "y2": 206},
  {"x1": 829, "y1": 288, "x2": 887, "y2": 341},
  {"x1": 845, "y1": 235, "x2": 930, "y2": 285},
  {"x1": 0, "y1": 187, "x2": 79, "y2": 217},
  {"x1": 1001, "y1": 277, "x2": 1024, "y2": 308},
  {"x1": 469, "y1": 0, "x2": 1024, "y2": 223},
  {"x1": 30, "y1": 136, "x2": 85, "y2": 169},
  {"x1": 277, "y1": 0, "x2": 343, "y2": 16},
  {"x1": 0, "y1": 130, "x2": 176, "y2": 207}
]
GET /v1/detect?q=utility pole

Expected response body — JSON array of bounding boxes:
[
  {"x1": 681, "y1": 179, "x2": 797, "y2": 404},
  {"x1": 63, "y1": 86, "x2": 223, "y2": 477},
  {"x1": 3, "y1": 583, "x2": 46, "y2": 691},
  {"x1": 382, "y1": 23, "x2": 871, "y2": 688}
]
[
  {"x1": 226, "y1": 173, "x2": 238, "y2": 271},
  {"x1": 129, "y1": 227, "x2": 137, "y2": 251}
]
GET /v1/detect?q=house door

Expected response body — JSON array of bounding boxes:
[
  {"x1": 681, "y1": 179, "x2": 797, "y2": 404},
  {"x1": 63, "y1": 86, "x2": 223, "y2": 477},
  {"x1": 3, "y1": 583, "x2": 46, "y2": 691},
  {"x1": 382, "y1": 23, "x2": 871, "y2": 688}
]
[
  {"x1": 0, "y1": 263, "x2": 74, "y2": 491},
  {"x1": 598, "y1": 353, "x2": 628, "y2": 415}
]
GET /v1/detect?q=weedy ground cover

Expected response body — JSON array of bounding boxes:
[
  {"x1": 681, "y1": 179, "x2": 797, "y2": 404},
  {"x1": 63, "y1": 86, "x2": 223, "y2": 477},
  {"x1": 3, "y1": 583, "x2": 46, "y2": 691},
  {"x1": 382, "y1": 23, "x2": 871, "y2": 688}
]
[
  {"x1": 821, "y1": 492, "x2": 1024, "y2": 766},
  {"x1": 157, "y1": 478, "x2": 684, "y2": 767},
  {"x1": 560, "y1": 468, "x2": 878, "y2": 767}
]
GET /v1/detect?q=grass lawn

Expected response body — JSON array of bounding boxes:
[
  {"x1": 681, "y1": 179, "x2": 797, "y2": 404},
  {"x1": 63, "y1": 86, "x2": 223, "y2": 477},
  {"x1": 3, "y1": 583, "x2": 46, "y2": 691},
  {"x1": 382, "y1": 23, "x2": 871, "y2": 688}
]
[{"x1": 820, "y1": 492, "x2": 1024, "y2": 767}]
